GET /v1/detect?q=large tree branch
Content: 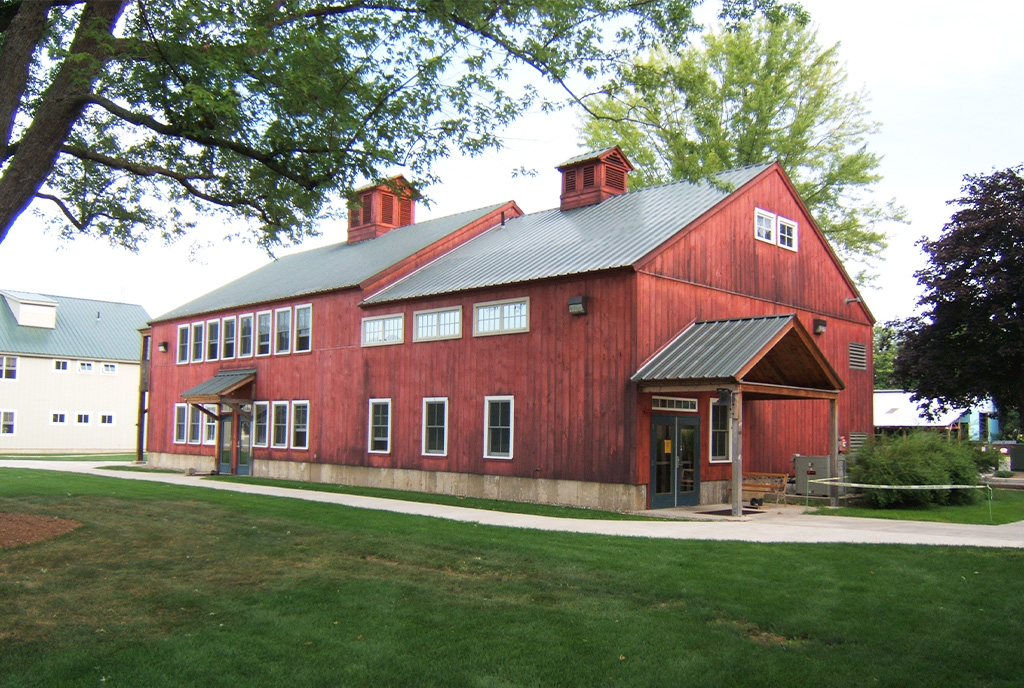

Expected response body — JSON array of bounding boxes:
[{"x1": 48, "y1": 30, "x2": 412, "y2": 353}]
[{"x1": 0, "y1": 0, "x2": 54, "y2": 155}]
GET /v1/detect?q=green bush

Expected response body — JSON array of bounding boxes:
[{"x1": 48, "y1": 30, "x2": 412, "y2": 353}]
[{"x1": 849, "y1": 433, "x2": 986, "y2": 508}]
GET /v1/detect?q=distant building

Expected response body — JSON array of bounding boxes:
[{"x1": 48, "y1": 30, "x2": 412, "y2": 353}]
[
  {"x1": 873, "y1": 390, "x2": 999, "y2": 441},
  {"x1": 0, "y1": 290, "x2": 150, "y2": 454}
]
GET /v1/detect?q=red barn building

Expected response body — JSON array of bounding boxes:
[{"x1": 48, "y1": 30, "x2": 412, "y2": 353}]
[{"x1": 144, "y1": 148, "x2": 873, "y2": 511}]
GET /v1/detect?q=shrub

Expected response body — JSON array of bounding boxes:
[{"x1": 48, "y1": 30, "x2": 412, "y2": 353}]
[{"x1": 849, "y1": 433, "x2": 986, "y2": 508}]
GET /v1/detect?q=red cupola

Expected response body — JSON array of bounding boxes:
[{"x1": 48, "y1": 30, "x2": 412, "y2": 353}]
[
  {"x1": 556, "y1": 146, "x2": 634, "y2": 211},
  {"x1": 347, "y1": 175, "x2": 417, "y2": 243}
]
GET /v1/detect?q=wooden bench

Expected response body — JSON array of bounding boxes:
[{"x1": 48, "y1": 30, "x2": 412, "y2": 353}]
[{"x1": 741, "y1": 472, "x2": 789, "y2": 506}]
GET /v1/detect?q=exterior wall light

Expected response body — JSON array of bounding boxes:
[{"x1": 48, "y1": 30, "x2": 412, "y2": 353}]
[
  {"x1": 813, "y1": 318, "x2": 827, "y2": 335},
  {"x1": 567, "y1": 295, "x2": 587, "y2": 316},
  {"x1": 157, "y1": 341, "x2": 168, "y2": 353},
  {"x1": 716, "y1": 388, "x2": 732, "y2": 405}
]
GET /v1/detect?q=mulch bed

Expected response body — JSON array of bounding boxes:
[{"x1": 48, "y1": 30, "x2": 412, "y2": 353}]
[{"x1": 0, "y1": 512, "x2": 82, "y2": 549}]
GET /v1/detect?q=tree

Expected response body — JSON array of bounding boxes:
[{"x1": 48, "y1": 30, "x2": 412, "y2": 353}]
[
  {"x1": 873, "y1": 323, "x2": 901, "y2": 390},
  {"x1": 2, "y1": 0, "x2": 797, "y2": 251},
  {"x1": 893, "y1": 165, "x2": 1024, "y2": 425},
  {"x1": 578, "y1": 16, "x2": 903, "y2": 270}
]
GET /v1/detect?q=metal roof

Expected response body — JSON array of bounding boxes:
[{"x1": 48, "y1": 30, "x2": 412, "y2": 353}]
[
  {"x1": 632, "y1": 315, "x2": 794, "y2": 383},
  {"x1": 0, "y1": 291, "x2": 149, "y2": 362},
  {"x1": 182, "y1": 368, "x2": 256, "y2": 400},
  {"x1": 873, "y1": 391, "x2": 966, "y2": 428},
  {"x1": 154, "y1": 203, "x2": 508, "y2": 322},
  {"x1": 556, "y1": 147, "x2": 620, "y2": 168},
  {"x1": 363, "y1": 164, "x2": 771, "y2": 305}
]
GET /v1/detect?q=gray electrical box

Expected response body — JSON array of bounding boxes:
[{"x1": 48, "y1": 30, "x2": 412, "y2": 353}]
[{"x1": 793, "y1": 455, "x2": 834, "y2": 496}]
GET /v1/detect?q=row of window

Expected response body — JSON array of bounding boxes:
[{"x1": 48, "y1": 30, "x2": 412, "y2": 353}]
[
  {"x1": 0, "y1": 411, "x2": 115, "y2": 436},
  {"x1": 368, "y1": 396, "x2": 513, "y2": 459},
  {"x1": 754, "y1": 208, "x2": 798, "y2": 251},
  {"x1": 362, "y1": 298, "x2": 528, "y2": 347},
  {"x1": 177, "y1": 304, "x2": 312, "y2": 364},
  {"x1": 0, "y1": 357, "x2": 119, "y2": 381},
  {"x1": 173, "y1": 404, "x2": 224, "y2": 446}
]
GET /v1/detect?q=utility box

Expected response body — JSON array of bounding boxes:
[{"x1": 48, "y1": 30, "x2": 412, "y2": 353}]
[{"x1": 793, "y1": 455, "x2": 834, "y2": 496}]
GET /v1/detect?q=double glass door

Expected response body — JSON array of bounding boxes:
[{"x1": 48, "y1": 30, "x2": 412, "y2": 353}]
[{"x1": 650, "y1": 414, "x2": 700, "y2": 508}]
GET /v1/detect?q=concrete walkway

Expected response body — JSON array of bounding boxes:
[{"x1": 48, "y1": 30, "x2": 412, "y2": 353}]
[{"x1": 3, "y1": 460, "x2": 1023, "y2": 549}]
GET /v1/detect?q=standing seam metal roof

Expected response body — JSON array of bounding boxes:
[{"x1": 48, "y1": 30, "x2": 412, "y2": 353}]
[{"x1": 362, "y1": 164, "x2": 771, "y2": 305}]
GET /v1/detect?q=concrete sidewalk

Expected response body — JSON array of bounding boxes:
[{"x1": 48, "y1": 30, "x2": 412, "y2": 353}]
[{"x1": 3, "y1": 460, "x2": 1023, "y2": 549}]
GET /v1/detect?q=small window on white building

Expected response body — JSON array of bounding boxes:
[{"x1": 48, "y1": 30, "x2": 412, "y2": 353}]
[
  {"x1": 102, "y1": 363, "x2": 117, "y2": 375},
  {"x1": 0, "y1": 410, "x2": 14, "y2": 435},
  {"x1": 1, "y1": 356, "x2": 16, "y2": 380},
  {"x1": 100, "y1": 414, "x2": 115, "y2": 426},
  {"x1": 51, "y1": 412, "x2": 67, "y2": 425},
  {"x1": 53, "y1": 359, "x2": 69, "y2": 372},
  {"x1": 77, "y1": 361, "x2": 93, "y2": 374},
  {"x1": 76, "y1": 413, "x2": 91, "y2": 425}
]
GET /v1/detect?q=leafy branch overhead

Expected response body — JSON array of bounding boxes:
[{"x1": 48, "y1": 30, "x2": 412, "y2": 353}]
[{"x1": 0, "y1": 0, "x2": 800, "y2": 251}]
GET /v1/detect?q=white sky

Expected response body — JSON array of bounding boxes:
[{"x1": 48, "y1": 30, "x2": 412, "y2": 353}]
[{"x1": 2, "y1": 0, "x2": 1022, "y2": 323}]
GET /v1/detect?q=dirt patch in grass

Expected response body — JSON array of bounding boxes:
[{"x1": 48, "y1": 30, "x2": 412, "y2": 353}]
[{"x1": 0, "y1": 512, "x2": 81, "y2": 549}]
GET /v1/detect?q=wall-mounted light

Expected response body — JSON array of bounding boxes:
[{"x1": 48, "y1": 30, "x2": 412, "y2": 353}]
[
  {"x1": 567, "y1": 295, "x2": 587, "y2": 316},
  {"x1": 716, "y1": 388, "x2": 732, "y2": 405},
  {"x1": 813, "y1": 318, "x2": 827, "y2": 335},
  {"x1": 845, "y1": 297, "x2": 862, "y2": 305},
  {"x1": 157, "y1": 341, "x2": 168, "y2": 353}
]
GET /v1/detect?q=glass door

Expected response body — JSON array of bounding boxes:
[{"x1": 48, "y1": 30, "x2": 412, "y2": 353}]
[
  {"x1": 218, "y1": 416, "x2": 233, "y2": 474},
  {"x1": 237, "y1": 417, "x2": 252, "y2": 476},
  {"x1": 650, "y1": 414, "x2": 700, "y2": 508}
]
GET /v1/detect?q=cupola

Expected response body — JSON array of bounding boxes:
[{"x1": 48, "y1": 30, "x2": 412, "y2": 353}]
[
  {"x1": 347, "y1": 175, "x2": 417, "y2": 243},
  {"x1": 556, "y1": 146, "x2": 634, "y2": 211}
]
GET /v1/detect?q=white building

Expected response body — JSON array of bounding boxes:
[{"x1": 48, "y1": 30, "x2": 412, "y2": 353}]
[{"x1": 0, "y1": 290, "x2": 149, "y2": 454}]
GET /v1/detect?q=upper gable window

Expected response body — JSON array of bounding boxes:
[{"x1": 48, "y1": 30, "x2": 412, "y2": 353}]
[
  {"x1": 755, "y1": 208, "x2": 775, "y2": 244},
  {"x1": 362, "y1": 314, "x2": 404, "y2": 346},
  {"x1": 777, "y1": 217, "x2": 798, "y2": 251},
  {"x1": 414, "y1": 307, "x2": 461, "y2": 342},
  {"x1": 474, "y1": 298, "x2": 529, "y2": 336}
]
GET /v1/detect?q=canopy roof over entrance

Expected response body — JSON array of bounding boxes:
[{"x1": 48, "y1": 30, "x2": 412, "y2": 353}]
[
  {"x1": 181, "y1": 368, "x2": 256, "y2": 404},
  {"x1": 631, "y1": 314, "x2": 844, "y2": 400}
]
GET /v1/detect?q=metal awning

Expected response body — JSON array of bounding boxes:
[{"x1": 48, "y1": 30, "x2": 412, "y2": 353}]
[{"x1": 181, "y1": 368, "x2": 256, "y2": 404}]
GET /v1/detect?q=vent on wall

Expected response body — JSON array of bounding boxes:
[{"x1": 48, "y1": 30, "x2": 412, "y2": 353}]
[
  {"x1": 848, "y1": 432, "x2": 869, "y2": 451},
  {"x1": 606, "y1": 166, "x2": 626, "y2": 191},
  {"x1": 849, "y1": 342, "x2": 868, "y2": 370},
  {"x1": 381, "y1": 193, "x2": 395, "y2": 225}
]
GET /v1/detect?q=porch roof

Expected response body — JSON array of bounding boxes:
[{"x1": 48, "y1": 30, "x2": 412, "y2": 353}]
[{"x1": 182, "y1": 368, "x2": 256, "y2": 404}]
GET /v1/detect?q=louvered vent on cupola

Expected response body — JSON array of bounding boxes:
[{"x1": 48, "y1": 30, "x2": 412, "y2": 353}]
[
  {"x1": 557, "y1": 146, "x2": 634, "y2": 211},
  {"x1": 347, "y1": 175, "x2": 416, "y2": 243}
]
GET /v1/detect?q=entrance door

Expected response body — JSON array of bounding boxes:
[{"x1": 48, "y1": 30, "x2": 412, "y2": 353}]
[
  {"x1": 218, "y1": 416, "x2": 233, "y2": 475},
  {"x1": 650, "y1": 414, "x2": 700, "y2": 508},
  {"x1": 237, "y1": 417, "x2": 252, "y2": 476}
]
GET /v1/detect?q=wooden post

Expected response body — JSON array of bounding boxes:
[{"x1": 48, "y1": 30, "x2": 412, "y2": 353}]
[
  {"x1": 829, "y1": 397, "x2": 839, "y2": 507},
  {"x1": 135, "y1": 331, "x2": 150, "y2": 465},
  {"x1": 730, "y1": 389, "x2": 744, "y2": 517}
]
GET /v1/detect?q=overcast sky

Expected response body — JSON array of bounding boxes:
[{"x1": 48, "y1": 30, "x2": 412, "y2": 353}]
[{"x1": 2, "y1": 0, "x2": 1022, "y2": 324}]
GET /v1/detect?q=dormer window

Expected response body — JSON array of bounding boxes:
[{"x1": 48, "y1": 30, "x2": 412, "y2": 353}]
[{"x1": 556, "y1": 146, "x2": 634, "y2": 211}]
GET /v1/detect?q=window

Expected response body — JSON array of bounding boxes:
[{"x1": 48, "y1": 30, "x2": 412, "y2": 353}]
[
  {"x1": 188, "y1": 405, "x2": 202, "y2": 444},
  {"x1": 777, "y1": 217, "x2": 798, "y2": 251},
  {"x1": 849, "y1": 342, "x2": 868, "y2": 371},
  {"x1": 77, "y1": 361, "x2": 93, "y2": 374},
  {"x1": 53, "y1": 359, "x2": 69, "y2": 372},
  {"x1": 1, "y1": 356, "x2": 17, "y2": 380},
  {"x1": 361, "y1": 314, "x2": 404, "y2": 346},
  {"x1": 100, "y1": 414, "x2": 115, "y2": 425},
  {"x1": 253, "y1": 402, "x2": 269, "y2": 447},
  {"x1": 271, "y1": 401, "x2": 289, "y2": 448},
  {"x1": 414, "y1": 307, "x2": 461, "y2": 342},
  {"x1": 0, "y1": 410, "x2": 14, "y2": 435},
  {"x1": 292, "y1": 401, "x2": 309, "y2": 449},
  {"x1": 177, "y1": 324, "x2": 190, "y2": 364},
  {"x1": 755, "y1": 208, "x2": 775, "y2": 243},
  {"x1": 652, "y1": 397, "x2": 698, "y2": 412},
  {"x1": 222, "y1": 316, "x2": 236, "y2": 359},
  {"x1": 710, "y1": 401, "x2": 731, "y2": 463},
  {"x1": 256, "y1": 311, "x2": 272, "y2": 356},
  {"x1": 484, "y1": 396, "x2": 513, "y2": 459},
  {"x1": 191, "y1": 322, "x2": 205, "y2": 362},
  {"x1": 102, "y1": 363, "x2": 117, "y2": 375},
  {"x1": 203, "y1": 405, "x2": 217, "y2": 445},
  {"x1": 76, "y1": 413, "x2": 91, "y2": 425},
  {"x1": 51, "y1": 412, "x2": 67, "y2": 425},
  {"x1": 238, "y1": 314, "x2": 254, "y2": 358},
  {"x1": 206, "y1": 319, "x2": 220, "y2": 361},
  {"x1": 294, "y1": 305, "x2": 312, "y2": 353},
  {"x1": 474, "y1": 298, "x2": 529, "y2": 336},
  {"x1": 368, "y1": 399, "x2": 391, "y2": 453},
  {"x1": 275, "y1": 308, "x2": 291, "y2": 354},
  {"x1": 174, "y1": 404, "x2": 187, "y2": 444},
  {"x1": 422, "y1": 398, "x2": 448, "y2": 456}
]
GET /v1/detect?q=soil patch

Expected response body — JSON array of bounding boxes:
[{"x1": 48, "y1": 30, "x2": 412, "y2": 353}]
[{"x1": 0, "y1": 512, "x2": 82, "y2": 549}]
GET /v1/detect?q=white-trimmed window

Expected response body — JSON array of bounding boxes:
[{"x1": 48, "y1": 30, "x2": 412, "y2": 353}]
[
  {"x1": 188, "y1": 405, "x2": 202, "y2": 444},
  {"x1": 1, "y1": 356, "x2": 16, "y2": 380},
  {"x1": 414, "y1": 307, "x2": 462, "y2": 342},
  {"x1": 710, "y1": 400, "x2": 731, "y2": 463},
  {"x1": 102, "y1": 363, "x2": 117, "y2": 375},
  {"x1": 177, "y1": 325, "x2": 190, "y2": 364},
  {"x1": 256, "y1": 311, "x2": 272, "y2": 356},
  {"x1": 253, "y1": 402, "x2": 269, "y2": 447},
  {"x1": 77, "y1": 361, "x2": 93, "y2": 374},
  {"x1": 362, "y1": 314, "x2": 404, "y2": 346},
  {"x1": 76, "y1": 412, "x2": 91, "y2": 425},
  {"x1": 191, "y1": 322, "x2": 205, "y2": 362},
  {"x1": 222, "y1": 316, "x2": 237, "y2": 359},
  {"x1": 202, "y1": 405, "x2": 217, "y2": 445},
  {"x1": 206, "y1": 319, "x2": 221, "y2": 361},
  {"x1": 173, "y1": 404, "x2": 188, "y2": 444},
  {"x1": 292, "y1": 401, "x2": 309, "y2": 450},
  {"x1": 0, "y1": 410, "x2": 14, "y2": 435},
  {"x1": 294, "y1": 305, "x2": 312, "y2": 353},
  {"x1": 100, "y1": 414, "x2": 115, "y2": 426},
  {"x1": 51, "y1": 412, "x2": 67, "y2": 425},
  {"x1": 368, "y1": 398, "x2": 391, "y2": 453},
  {"x1": 53, "y1": 359, "x2": 69, "y2": 372},
  {"x1": 474, "y1": 298, "x2": 529, "y2": 336},
  {"x1": 238, "y1": 314, "x2": 254, "y2": 358},
  {"x1": 422, "y1": 397, "x2": 448, "y2": 456},
  {"x1": 271, "y1": 401, "x2": 289, "y2": 448},
  {"x1": 275, "y1": 307, "x2": 291, "y2": 354},
  {"x1": 483, "y1": 396, "x2": 514, "y2": 459},
  {"x1": 755, "y1": 208, "x2": 775, "y2": 244},
  {"x1": 777, "y1": 217, "x2": 798, "y2": 251},
  {"x1": 652, "y1": 396, "x2": 698, "y2": 412}
]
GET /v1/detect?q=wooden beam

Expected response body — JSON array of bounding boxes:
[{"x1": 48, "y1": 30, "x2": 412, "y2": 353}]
[
  {"x1": 731, "y1": 389, "x2": 743, "y2": 517},
  {"x1": 829, "y1": 397, "x2": 839, "y2": 507}
]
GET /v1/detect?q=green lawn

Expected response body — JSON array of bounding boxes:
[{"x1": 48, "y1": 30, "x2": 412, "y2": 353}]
[
  {"x1": 2, "y1": 469, "x2": 1023, "y2": 687},
  {"x1": 813, "y1": 488, "x2": 1024, "y2": 525}
]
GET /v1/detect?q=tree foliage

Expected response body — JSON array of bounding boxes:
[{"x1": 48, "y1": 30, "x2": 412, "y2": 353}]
[
  {"x1": 578, "y1": 16, "x2": 903, "y2": 270},
  {"x1": 873, "y1": 323, "x2": 902, "y2": 390},
  {"x1": 1, "y1": 0, "x2": 801, "y2": 251},
  {"x1": 893, "y1": 165, "x2": 1024, "y2": 423}
]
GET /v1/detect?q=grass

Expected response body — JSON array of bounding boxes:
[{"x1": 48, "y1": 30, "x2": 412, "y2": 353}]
[
  {"x1": 0, "y1": 452, "x2": 137, "y2": 462},
  {"x1": 2, "y1": 469, "x2": 1023, "y2": 687},
  {"x1": 812, "y1": 488, "x2": 1024, "y2": 525}
]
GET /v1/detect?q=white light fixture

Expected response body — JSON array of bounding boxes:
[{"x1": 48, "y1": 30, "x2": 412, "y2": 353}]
[
  {"x1": 567, "y1": 295, "x2": 587, "y2": 316},
  {"x1": 813, "y1": 318, "x2": 827, "y2": 335}
]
